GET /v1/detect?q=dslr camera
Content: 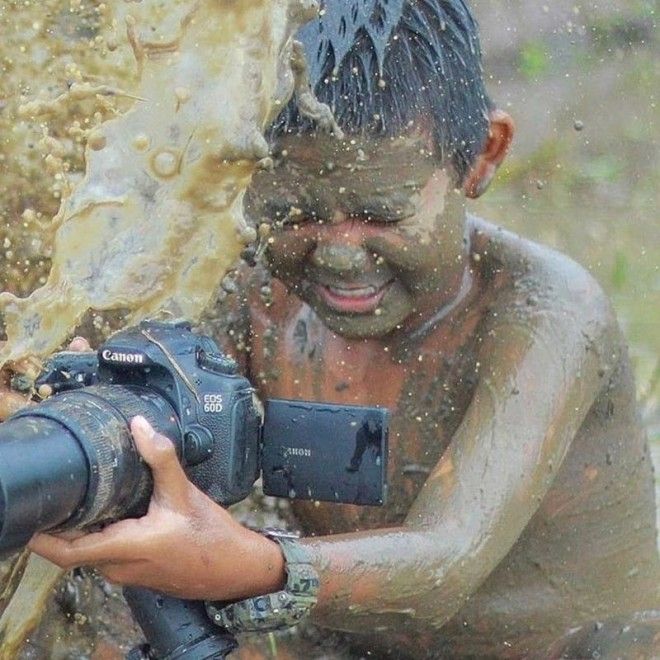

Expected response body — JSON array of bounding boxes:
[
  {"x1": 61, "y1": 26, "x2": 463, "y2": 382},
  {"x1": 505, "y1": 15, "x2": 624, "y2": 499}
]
[
  {"x1": 0, "y1": 320, "x2": 388, "y2": 553},
  {"x1": 0, "y1": 321, "x2": 388, "y2": 659}
]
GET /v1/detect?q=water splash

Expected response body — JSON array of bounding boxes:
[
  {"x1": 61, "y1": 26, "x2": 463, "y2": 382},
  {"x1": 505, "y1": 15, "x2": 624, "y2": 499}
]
[
  {"x1": 0, "y1": 0, "x2": 340, "y2": 654},
  {"x1": 0, "y1": 0, "x2": 328, "y2": 367}
]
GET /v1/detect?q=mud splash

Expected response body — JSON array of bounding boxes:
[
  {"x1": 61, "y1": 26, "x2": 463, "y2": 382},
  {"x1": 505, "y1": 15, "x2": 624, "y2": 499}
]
[
  {"x1": 0, "y1": 0, "x2": 136, "y2": 301},
  {"x1": 0, "y1": 0, "x2": 330, "y2": 368},
  {"x1": 0, "y1": 0, "x2": 339, "y2": 655}
]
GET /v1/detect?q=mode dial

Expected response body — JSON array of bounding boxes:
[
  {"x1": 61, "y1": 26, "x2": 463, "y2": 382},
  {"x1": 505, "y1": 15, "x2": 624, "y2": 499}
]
[{"x1": 195, "y1": 347, "x2": 238, "y2": 375}]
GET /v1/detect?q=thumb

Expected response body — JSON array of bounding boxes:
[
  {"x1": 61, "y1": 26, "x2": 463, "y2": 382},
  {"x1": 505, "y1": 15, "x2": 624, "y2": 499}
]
[
  {"x1": 68, "y1": 336, "x2": 92, "y2": 352},
  {"x1": 131, "y1": 416, "x2": 190, "y2": 505}
]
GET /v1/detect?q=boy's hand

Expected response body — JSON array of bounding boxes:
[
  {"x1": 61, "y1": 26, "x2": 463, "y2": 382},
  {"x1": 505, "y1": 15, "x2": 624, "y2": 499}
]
[
  {"x1": 0, "y1": 360, "x2": 32, "y2": 420},
  {"x1": 28, "y1": 416, "x2": 286, "y2": 601},
  {"x1": 0, "y1": 336, "x2": 92, "y2": 420}
]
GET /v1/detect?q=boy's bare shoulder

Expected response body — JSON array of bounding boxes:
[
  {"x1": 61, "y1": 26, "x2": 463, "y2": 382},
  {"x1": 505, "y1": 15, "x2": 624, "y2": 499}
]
[{"x1": 470, "y1": 215, "x2": 616, "y2": 329}]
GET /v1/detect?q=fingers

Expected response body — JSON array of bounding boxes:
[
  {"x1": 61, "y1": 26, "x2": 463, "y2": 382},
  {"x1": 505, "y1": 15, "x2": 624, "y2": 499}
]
[
  {"x1": 68, "y1": 336, "x2": 92, "y2": 352},
  {"x1": 29, "y1": 528, "x2": 170, "y2": 590},
  {"x1": 98, "y1": 561, "x2": 149, "y2": 588},
  {"x1": 0, "y1": 389, "x2": 31, "y2": 421},
  {"x1": 27, "y1": 418, "x2": 196, "y2": 576},
  {"x1": 94, "y1": 560, "x2": 183, "y2": 593},
  {"x1": 130, "y1": 416, "x2": 190, "y2": 505},
  {"x1": 28, "y1": 519, "x2": 142, "y2": 569}
]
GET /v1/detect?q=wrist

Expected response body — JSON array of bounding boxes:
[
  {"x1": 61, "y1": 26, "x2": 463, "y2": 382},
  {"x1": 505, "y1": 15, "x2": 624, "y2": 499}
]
[
  {"x1": 233, "y1": 526, "x2": 286, "y2": 598},
  {"x1": 247, "y1": 527, "x2": 287, "y2": 595},
  {"x1": 207, "y1": 529, "x2": 319, "y2": 634}
]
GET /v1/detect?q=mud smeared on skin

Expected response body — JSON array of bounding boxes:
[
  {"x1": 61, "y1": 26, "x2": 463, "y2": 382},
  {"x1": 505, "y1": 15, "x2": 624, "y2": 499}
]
[
  {"x1": 248, "y1": 134, "x2": 468, "y2": 340},
  {"x1": 248, "y1": 134, "x2": 441, "y2": 227},
  {"x1": 241, "y1": 218, "x2": 660, "y2": 656},
  {"x1": 235, "y1": 125, "x2": 660, "y2": 654},
  {"x1": 0, "y1": 0, "x2": 324, "y2": 367}
]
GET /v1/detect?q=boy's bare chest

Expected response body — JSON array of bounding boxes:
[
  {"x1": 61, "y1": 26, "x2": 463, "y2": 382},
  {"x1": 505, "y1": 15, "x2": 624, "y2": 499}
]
[{"x1": 249, "y1": 305, "x2": 479, "y2": 532}]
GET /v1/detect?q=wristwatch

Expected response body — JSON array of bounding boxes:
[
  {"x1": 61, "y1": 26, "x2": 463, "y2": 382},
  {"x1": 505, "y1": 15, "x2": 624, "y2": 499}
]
[{"x1": 206, "y1": 529, "x2": 320, "y2": 633}]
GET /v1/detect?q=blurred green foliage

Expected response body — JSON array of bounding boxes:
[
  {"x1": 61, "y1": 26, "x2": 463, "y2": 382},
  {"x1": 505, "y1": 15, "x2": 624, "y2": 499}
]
[
  {"x1": 612, "y1": 252, "x2": 629, "y2": 291},
  {"x1": 518, "y1": 41, "x2": 550, "y2": 80}
]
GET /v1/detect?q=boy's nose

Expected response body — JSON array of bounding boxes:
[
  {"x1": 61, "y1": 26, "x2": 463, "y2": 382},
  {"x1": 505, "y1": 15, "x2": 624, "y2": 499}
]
[
  {"x1": 310, "y1": 242, "x2": 369, "y2": 274},
  {"x1": 309, "y1": 213, "x2": 372, "y2": 274}
]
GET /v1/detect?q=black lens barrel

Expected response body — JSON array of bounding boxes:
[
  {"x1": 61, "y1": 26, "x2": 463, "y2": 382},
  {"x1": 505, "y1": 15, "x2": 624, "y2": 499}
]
[
  {"x1": 124, "y1": 587, "x2": 238, "y2": 660},
  {"x1": 0, "y1": 416, "x2": 88, "y2": 552},
  {"x1": 0, "y1": 385, "x2": 181, "y2": 557}
]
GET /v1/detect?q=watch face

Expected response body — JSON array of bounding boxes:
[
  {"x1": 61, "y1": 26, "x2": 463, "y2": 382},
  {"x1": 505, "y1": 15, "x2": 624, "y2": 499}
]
[
  {"x1": 207, "y1": 587, "x2": 316, "y2": 634},
  {"x1": 262, "y1": 399, "x2": 389, "y2": 507},
  {"x1": 261, "y1": 528, "x2": 300, "y2": 540}
]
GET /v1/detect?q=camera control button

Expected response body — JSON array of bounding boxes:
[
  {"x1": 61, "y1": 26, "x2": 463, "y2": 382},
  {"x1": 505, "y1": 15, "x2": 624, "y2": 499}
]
[
  {"x1": 183, "y1": 426, "x2": 214, "y2": 465},
  {"x1": 196, "y1": 348, "x2": 238, "y2": 375}
]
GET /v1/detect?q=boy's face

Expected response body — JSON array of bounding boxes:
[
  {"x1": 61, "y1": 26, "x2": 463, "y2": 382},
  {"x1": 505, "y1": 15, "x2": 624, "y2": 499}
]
[{"x1": 247, "y1": 133, "x2": 469, "y2": 338}]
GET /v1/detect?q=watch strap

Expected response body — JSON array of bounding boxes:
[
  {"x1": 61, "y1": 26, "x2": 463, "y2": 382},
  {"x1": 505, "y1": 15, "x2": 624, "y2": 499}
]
[{"x1": 206, "y1": 530, "x2": 319, "y2": 633}]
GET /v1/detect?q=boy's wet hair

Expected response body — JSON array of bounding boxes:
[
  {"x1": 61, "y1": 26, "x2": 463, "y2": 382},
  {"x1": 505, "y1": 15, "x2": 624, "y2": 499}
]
[{"x1": 271, "y1": 0, "x2": 493, "y2": 181}]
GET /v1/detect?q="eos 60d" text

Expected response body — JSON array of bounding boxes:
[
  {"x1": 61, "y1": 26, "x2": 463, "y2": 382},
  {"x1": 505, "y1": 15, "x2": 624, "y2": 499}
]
[{"x1": 203, "y1": 394, "x2": 224, "y2": 413}]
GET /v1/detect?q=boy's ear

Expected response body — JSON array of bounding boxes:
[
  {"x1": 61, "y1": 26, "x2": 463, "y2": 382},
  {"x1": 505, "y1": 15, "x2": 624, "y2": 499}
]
[{"x1": 463, "y1": 109, "x2": 515, "y2": 199}]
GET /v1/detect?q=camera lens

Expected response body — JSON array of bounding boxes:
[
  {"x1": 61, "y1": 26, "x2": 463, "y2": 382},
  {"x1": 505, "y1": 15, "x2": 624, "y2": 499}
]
[
  {"x1": 0, "y1": 415, "x2": 88, "y2": 552},
  {"x1": 0, "y1": 385, "x2": 181, "y2": 556}
]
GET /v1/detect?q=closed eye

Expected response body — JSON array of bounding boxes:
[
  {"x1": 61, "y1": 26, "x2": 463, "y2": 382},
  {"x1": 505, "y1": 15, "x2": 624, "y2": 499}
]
[
  {"x1": 280, "y1": 210, "x2": 321, "y2": 226},
  {"x1": 351, "y1": 209, "x2": 413, "y2": 225},
  {"x1": 261, "y1": 201, "x2": 318, "y2": 227}
]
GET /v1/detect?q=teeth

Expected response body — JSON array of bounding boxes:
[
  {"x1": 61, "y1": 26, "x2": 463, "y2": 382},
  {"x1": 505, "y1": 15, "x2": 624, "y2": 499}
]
[{"x1": 328, "y1": 285, "x2": 377, "y2": 298}]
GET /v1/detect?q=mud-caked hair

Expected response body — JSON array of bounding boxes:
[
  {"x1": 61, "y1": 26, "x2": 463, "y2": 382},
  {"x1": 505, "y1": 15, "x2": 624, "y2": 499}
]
[{"x1": 272, "y1": 0, "x2": 493, "y2": 182}]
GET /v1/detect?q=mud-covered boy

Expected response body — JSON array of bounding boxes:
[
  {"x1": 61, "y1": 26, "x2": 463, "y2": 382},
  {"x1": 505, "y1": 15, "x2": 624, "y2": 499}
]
[{"x1": 13, "y1": 0, "x2": 660, "y2": 657}]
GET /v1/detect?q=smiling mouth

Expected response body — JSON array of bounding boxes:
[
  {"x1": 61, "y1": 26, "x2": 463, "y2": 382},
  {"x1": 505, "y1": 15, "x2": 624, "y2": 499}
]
[{"x1": 316, "y1": 281, "x2": 392, "y2": 314}]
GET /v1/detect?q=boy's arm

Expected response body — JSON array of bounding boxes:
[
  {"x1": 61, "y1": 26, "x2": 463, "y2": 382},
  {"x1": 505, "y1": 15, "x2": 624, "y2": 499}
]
[
  {"x1": 26, "y1": 245, "x2": 622, "y2": 633},
  {"x1": 301, "y1": 257, "x2": 619, "y2": 632}
]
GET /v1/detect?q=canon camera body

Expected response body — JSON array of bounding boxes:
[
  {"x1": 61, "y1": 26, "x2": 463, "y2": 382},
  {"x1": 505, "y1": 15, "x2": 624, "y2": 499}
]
[{"x1": 0, "y1": 321, "x2": 388, "y2": 555}]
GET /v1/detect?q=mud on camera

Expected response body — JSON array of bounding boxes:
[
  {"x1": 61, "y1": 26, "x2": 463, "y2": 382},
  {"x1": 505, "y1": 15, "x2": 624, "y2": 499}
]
[{"x1": 0, "y1": 320, "x2": 388, "y2": 555}]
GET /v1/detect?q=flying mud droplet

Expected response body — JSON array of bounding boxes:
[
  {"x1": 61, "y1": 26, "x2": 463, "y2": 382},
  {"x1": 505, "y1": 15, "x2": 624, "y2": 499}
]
[
  {"x1": 151, "y1": 149, "x2": 180, "y2": 178},
  {"x1": 133, "y1": 134, "x2": 151, "y2": 152},
  {"x1": 174, "y1": 86, "x2": 192, "y2": 106},
  {"x1": 221, "y1": 274, "x2": 238, "y2": 294},
  {"x1": 88, "y1": 131, "x2": 107, "y2": 151},
  {"x1": 258, "y1": 223, "x2": 271, "y2": 239},
  {"x1": 37, "y1": 384, "x2": 53, "y2": 399},
  {"x1": 239, "y1": 226, "x2": 258, "y2": 245}
]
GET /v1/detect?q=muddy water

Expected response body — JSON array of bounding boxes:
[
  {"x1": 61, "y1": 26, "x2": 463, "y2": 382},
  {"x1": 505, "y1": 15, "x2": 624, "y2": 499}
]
[
  {"x1": 0, "y1": 0, "x2": 136, "y2": 302},
  {"x1": 0, "y1": 0, "x2": 323, "y2": 367},
  {"x1": 0, "y1": 0, "x2": 332, "y2": 654}
]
